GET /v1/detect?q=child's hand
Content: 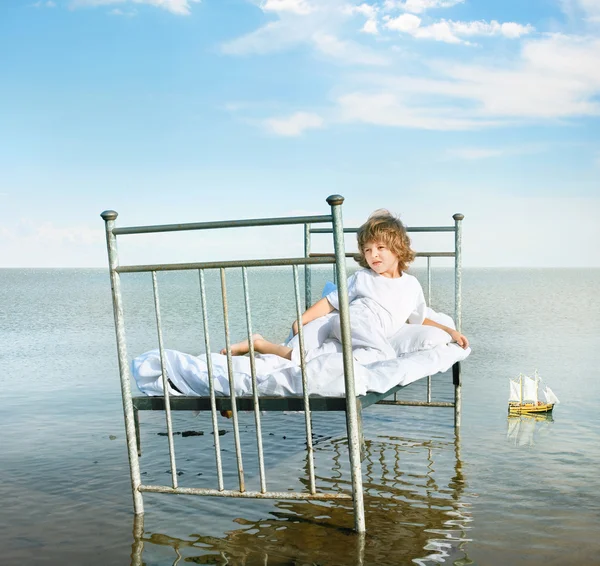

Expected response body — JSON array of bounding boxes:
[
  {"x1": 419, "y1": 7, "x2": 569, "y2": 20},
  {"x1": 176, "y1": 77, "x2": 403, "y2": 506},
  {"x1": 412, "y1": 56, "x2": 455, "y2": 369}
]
[
  {"x1": 292, "y1": 320, "x2": 299, "y2": 336},
  {"x1": 450, "y1": 330, "x2": 469, "y2": 349}
]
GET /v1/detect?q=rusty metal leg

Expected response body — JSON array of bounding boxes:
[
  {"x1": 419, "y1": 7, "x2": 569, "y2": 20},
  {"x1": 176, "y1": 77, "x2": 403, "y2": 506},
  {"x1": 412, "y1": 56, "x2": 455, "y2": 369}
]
[
  {"x1": 453, "y1": 362, "x2": 461, "y2": 428},
  {"x1": 134, "y1": 406, "x2": 141, "y2": 457},
  {"x1": 131, "y1": 513, "x2": 144, "y2": 566},
  {"x1": 356, "y1": 399, "x2": 366, "y2": 462}
]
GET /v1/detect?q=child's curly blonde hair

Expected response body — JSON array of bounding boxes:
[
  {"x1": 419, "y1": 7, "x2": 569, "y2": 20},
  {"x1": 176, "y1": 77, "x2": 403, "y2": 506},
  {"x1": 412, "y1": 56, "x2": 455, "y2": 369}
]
[{"x1": 355, "y1": 209, "x2": 416, "y2": 273}]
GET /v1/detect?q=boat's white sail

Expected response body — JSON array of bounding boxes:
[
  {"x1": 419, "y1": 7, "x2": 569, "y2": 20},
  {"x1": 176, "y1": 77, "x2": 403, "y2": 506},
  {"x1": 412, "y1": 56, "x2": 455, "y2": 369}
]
[
  {"x1": 542, "y1": 386, "x2": 560, "y2": 405},
  {"x1": 509, "y1": 379, "x2": 522, "y2": 402},
  {"x1": 522, "y1": 375, "x2": 538, "y2": 403}
]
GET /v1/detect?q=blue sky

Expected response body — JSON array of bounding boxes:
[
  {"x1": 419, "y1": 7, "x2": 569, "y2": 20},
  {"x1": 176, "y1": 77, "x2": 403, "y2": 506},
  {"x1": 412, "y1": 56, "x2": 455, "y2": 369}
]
[{"x1": 1, "y1": 0, "x2": 599, "y2": 267}]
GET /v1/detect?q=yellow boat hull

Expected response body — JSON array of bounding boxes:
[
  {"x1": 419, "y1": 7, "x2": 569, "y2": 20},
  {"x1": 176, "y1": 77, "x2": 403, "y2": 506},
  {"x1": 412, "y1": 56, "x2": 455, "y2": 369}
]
[{"x1": 508, "y1": 402, "x2": 554, "y2": 414}]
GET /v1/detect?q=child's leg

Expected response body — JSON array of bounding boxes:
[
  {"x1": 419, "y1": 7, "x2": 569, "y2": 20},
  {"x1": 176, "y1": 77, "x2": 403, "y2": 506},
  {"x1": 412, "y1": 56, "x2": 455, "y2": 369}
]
[{"x1": 221, "y1": 334, "x2": 293, "y2": 360}]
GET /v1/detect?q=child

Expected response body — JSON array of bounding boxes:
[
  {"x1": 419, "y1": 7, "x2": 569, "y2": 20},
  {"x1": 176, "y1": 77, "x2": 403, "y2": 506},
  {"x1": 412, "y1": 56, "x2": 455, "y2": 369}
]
[{"x1": 224, "y1": 209, "x2": 469, "y2": 361}]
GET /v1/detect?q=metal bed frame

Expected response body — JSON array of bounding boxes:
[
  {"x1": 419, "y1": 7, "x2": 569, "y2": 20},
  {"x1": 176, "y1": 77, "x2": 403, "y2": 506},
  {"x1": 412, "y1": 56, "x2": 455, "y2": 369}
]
[{"x1": 101, "y1": 194, "x2": 464, "y2": 534}]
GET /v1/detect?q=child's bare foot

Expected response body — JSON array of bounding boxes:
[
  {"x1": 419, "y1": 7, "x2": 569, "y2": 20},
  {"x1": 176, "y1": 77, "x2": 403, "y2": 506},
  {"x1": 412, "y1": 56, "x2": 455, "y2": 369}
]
[{"x1": 220, "y1": 334, "x2": 264, "y2": 356}]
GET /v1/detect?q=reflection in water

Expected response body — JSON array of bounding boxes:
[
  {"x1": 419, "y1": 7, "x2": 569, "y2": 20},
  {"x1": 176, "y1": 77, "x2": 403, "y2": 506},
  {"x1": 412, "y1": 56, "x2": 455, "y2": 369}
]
[
  {"x1": 506, "y1": 413, "x2": 554, "y2": 448},
  {"x1": 130, "y1": 431, "x2": 472, "y2": 565}
]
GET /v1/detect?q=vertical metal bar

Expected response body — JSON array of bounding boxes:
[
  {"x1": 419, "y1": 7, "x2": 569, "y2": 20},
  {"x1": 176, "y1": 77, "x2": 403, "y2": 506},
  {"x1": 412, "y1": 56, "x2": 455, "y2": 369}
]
[
  {"x1": 427, "y1": 255, "x2": 432, "y2": 307},
  {"x1": 134, "y1": 407, "x2": 141, "y2": 457},
  {"x1": 152, "y1": 271, "x2": 178, "y2": 488},
  {"x1": 356, "y1": 399, "x2": 365, "y2": 462},
  {"x1": 241, "y1": 267, "x2": 267, "y2": 493},
  {"x1": 453, "y1": 213, "x2": 464, "y2": 428},
  {"x1": 427, "y1": 255, "x2": 432, "y2": 403},
  {"x1": 131, "y1": 513, "x2": 145, "y2": 566},
  {"x1": 220, "y1": 268, "x2": 245, "y2": 492},
  {"x1": 453, "y1": 362, "x2": 462, "y2": 427},
  {"x1": 198, "y1": 270, "x2": 224, "y2": 491},
  {"x1": 293, "y1": 265, "x2": 316, "y2": 494},
  {"x1": 356, "y1": 532, "x2": 366, "y2": 566},
  {"x1": 326, "y1": 194, "x2": 365, "y2": 534},
  {"x1": 304, "y1": 223, "x2": 312, "y2": 310},
  {"x1": 100, "y1": 210, "x2": 144, "y2": 515},
  {"x1": 453, "y1": 214, "x2": 463, "y2": 333}
]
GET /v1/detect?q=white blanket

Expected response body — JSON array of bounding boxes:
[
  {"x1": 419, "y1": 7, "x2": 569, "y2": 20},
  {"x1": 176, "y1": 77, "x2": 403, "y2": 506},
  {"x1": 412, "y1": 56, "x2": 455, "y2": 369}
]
[{"x1": 132, "y1": 310, "x2": 470, "y2": 398}]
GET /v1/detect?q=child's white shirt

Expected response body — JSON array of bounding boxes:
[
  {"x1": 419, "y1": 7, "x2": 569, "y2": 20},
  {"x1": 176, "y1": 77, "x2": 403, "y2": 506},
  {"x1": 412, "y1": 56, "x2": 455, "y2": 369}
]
[{"x1": 325, "y1": 269, "x2": 427, "y2": 337}]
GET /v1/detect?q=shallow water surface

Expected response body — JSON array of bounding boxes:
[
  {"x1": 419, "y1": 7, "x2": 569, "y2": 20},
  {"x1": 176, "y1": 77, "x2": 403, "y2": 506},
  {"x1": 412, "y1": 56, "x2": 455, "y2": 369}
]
[{"x1": 1, "y1": 268, "x2": 599, "y2": 565}]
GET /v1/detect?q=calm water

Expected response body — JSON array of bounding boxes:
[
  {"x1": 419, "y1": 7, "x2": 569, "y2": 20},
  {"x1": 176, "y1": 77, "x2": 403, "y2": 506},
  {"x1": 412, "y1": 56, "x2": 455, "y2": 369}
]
[{"x1": 1, "y1": 268, "x2": 599, "y2": 565}]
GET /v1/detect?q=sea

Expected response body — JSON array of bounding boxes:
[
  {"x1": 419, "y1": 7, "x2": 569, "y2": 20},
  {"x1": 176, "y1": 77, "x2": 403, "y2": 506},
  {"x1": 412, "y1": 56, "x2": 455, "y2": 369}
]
[{"x1": 1, "y1": 267, "x2": 599, "y2": 565}]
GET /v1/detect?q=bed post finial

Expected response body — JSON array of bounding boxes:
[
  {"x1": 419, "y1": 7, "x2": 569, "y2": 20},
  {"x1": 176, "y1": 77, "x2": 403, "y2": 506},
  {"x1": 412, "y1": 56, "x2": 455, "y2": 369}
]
[
  {"x1": 101, "y1": 210, "x2": 118, "y2": 221},
  {"x1": 453, "y1": 213, "x2": 464, "y2": 221},
  {"x1": 326, "y1": 194, "x2": 344, "y2": 206}
]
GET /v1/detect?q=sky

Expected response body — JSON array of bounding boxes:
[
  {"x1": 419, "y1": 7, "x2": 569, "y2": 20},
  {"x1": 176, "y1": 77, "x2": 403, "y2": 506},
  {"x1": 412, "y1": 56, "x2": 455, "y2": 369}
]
[{"x1": 0, "y1": 0, "x2": 599, "y2": 268}]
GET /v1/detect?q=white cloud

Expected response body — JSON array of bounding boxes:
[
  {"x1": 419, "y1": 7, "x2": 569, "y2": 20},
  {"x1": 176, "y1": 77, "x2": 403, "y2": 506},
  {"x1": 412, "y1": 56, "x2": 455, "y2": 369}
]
[
  {"x1": 581, "y1": 0, "x2": 600, "y2": 21},
  {"x1": 336, "y1": 92, "x2": 500, "y2": 129},
  {"x1": 384, "y1": 0, "x2": 464, "y2": 14},
  {"x1": 333, "y1": 33, "x2": 600, "y2": 130},
  {"x1": 347, "y1": 2, "x2": 378, "y2": 18},
  {"x1": 412, "y1": 20, "x2": 464, "y2": 42},
  {"x1": 385, "y1": 13, "x2": 421, "y2": 32},
  {"x1": 499, "y1": 21, "x2": 536, "y2": 39},
  {"x1": 222, "y1": 1, "x2": 390, "y2": 65},
  {"x1": 312, "y1": 32, "x2": 389, "y2": 64},
  {"x1": 264, "y1": 111, "x2": 324, "y2": 135},
  {"x1": 449, "y1": 20, "x2": 534, "y2": 38},
  {"x1": 221, "y1": 21, "x2": 293, "y2": 55},
  {"x1": 384, "y1": 16, "x2": 535, "y2": 43},
  {"x1": 345, "y1": 3, "x2": 380, "y2": 34},
  {"x1": 443, "y1": 34, "x2": 600, "y2": 117},
  {"x1": 110, "y1": 7, "x2": 136, "y2": 15},
  {"x1": 70, "y1": 0, "x2": 200, "y2": 16},
  {"x1": 261, "y1": 0, "x2": 314, "y2": 14},
  {"x1": 32, "y1": 1, "x2": 56, "y2": 7},
  {"x1": 224, "y1": 2, "x2": 597, "y2": 134},
  {"x1": 361, "y1": 18, "x2": 379, "y2": 33},
  {"x1": 561, "y1": 0, "x2": 600, "y2": 23}
]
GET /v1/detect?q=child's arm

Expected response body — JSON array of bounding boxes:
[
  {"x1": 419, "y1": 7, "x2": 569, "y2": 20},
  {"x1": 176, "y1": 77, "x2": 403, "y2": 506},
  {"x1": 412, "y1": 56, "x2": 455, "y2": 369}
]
[
  {"x1": 422, "y1": 318, "x2": 469, "y2": 349},
  {"x1": 292, "y1": 297, "x2": 335, "y2": 335}
]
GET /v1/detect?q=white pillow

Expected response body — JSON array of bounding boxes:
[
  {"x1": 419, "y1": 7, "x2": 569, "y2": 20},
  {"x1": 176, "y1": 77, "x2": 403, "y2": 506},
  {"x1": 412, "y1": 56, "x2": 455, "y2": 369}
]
[{"x1": 389, "y1": 324, "x2": 452, "y2": 355}]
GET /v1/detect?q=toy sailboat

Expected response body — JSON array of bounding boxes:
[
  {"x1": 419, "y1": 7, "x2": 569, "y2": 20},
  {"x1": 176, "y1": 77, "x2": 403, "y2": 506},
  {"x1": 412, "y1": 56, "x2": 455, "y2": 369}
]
[{"x1": 508, "y1": 371, "x2": 560, "y2": 414}]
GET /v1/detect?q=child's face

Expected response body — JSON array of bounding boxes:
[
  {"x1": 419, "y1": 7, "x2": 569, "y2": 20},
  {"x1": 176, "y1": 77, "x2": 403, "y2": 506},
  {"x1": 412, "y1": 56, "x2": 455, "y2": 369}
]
[{"x1": 363, "y1": 240, "x2": 400, "y2": 278}]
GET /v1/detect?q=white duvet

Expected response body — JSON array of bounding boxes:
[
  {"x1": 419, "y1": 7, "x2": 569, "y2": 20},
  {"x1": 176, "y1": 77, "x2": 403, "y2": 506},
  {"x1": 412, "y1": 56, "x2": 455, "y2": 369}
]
[{"x1": 132, "y1": 309, "x2": 470, "y2": 398}]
